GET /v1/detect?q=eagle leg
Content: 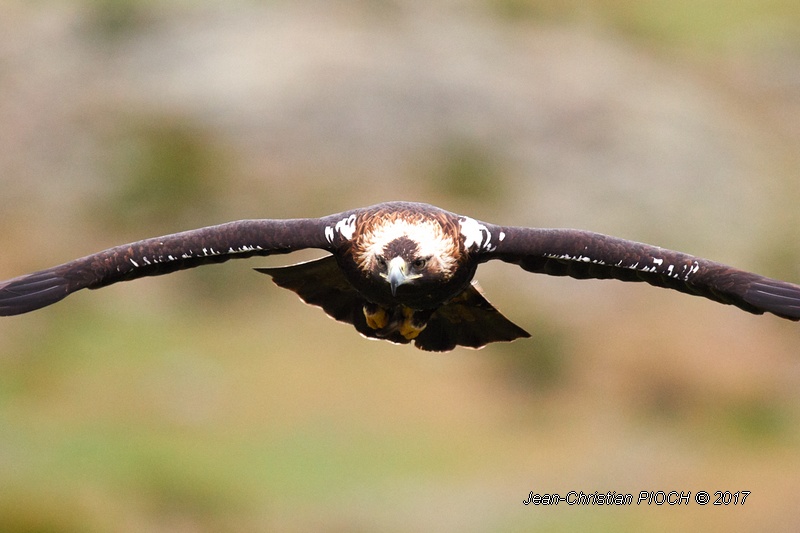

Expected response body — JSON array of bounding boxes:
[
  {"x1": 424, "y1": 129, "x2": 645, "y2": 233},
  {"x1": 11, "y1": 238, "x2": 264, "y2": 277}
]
[
  {"x1": 363, "y1": 302, "x2": 389, "y2": 330},
  {"x1": 363, "y1": 303, "x2": 431, "y2": 341},
  {"x1": 398, "y1": 306, "x2": 427, "y2": 340}
]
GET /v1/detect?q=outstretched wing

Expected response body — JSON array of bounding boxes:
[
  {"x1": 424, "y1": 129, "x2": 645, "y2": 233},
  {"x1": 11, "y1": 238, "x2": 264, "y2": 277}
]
[
  {"x1": 478, "y1": 225, "x2": 800, "y2": 321},
  {"x1": 0, "y1": 217, "x2": 335, "y2": 316}
]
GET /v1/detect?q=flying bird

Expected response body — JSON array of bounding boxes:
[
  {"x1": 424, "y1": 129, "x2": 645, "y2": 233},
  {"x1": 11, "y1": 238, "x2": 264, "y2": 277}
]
[{"x1": 1, "y1": 201, "x2": 799, "y2": 351}]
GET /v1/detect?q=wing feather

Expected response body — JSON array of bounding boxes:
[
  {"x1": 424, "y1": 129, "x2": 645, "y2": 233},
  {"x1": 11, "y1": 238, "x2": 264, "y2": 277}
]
[
  {"x1": 482, "y1": 225, "x2": 800, "y2": 321},
  {"x1": 255, "y1": 256, "x2": 364, "y2": 325},
  {"x1": 0, "y1": 218, "x2": 334, "y2": 316},
  {"x1": 415, "y1": 282, "x2": 530, "y2": 351},
  {"x1": 256, "y1": 256, "x2": 400, "y2": 344}
]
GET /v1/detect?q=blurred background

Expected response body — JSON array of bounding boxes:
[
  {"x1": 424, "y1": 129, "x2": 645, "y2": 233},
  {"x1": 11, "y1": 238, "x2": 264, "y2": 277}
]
[{"x1": 1, "y1": 1, "x2": 799, "y2": 531}]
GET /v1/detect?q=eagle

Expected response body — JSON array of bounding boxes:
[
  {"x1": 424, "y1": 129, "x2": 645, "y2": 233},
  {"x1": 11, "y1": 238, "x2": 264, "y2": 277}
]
[{"x1": 1, "y1": 201, "x2": 799, "y2": 351}]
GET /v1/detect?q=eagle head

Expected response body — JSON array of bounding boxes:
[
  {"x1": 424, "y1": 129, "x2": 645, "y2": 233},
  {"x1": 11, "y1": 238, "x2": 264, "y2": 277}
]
[{"x1": 352, "y1": 212, "x2": 463, "y2": 303}]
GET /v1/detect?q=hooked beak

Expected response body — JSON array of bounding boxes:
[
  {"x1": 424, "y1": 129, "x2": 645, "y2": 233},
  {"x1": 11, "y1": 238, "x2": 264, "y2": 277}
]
[{"x1": 382, "y1": 257, "x2": 420, "y2": 296}]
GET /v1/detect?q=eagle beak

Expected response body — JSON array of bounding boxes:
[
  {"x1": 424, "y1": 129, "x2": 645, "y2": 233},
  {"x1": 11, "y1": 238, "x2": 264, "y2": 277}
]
[{"x1": 383, "y1": 257, "x2": 420, "y2": 296}]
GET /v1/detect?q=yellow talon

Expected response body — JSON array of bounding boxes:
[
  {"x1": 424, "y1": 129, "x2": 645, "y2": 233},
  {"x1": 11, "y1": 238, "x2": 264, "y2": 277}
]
[
  {"x1": 399, "y1": 306, "x2": 427, "y2": 340},
  {"x1": 364, "y1": 305, "x2": 389, "y2": 330},
  {"x1": 399, "y1": 320, "x2": 426, "y2": 340}
]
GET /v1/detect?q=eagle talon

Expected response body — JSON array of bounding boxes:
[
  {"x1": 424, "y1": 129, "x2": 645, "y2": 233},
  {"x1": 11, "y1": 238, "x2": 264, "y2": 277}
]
[
  {"x1": 363, "y1": 303, "x2": 389, "y2": 330},
  {"x1": 362, "y1": 304, "x2": 428, "y2": 340},
  {"x1": 399, "y1": 319, "x2": 426, "y2": 340},
  {"x1": 398, "y1": 306, "x2": 426, "y2": 340}
]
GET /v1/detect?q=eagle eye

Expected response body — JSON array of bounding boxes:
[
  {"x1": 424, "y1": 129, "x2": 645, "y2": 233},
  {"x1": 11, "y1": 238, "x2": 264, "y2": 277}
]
[
  {"x1": 375, "y1": 255, "x2": 387, "y2": 269},
  {"x1": 412, "y1": 257, "x2": 429, "y2": 270}
]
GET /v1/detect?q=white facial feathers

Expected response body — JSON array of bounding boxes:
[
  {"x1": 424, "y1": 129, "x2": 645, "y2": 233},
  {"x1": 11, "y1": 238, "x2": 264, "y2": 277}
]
[{"x1": 355, "y1": 217, "x2": 458, "y2": 277}]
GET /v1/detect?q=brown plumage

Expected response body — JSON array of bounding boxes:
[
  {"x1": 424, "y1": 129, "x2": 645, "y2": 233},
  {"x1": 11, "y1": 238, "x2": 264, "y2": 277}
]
[{"x1": 1, "y1": 201, "x2": 799, "y2": 351}]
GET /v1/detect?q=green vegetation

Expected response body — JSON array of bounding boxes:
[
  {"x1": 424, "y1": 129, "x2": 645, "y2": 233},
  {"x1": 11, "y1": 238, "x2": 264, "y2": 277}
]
[
  {"x1": 491, "y1": 0, "x2": 800, "y2": 52},
  {"x1": 98, "y1": 115, "x2": 228, "y2": 231}
]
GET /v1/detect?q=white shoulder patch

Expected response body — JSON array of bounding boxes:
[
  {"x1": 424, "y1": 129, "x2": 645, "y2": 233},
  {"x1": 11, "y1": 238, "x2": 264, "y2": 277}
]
[
  {"x1": 459, "y1": 216, "x2": 495, "y2": 252},
  {"x1": 326, "y1": 214, "x2": 357, "y2": 243}
]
